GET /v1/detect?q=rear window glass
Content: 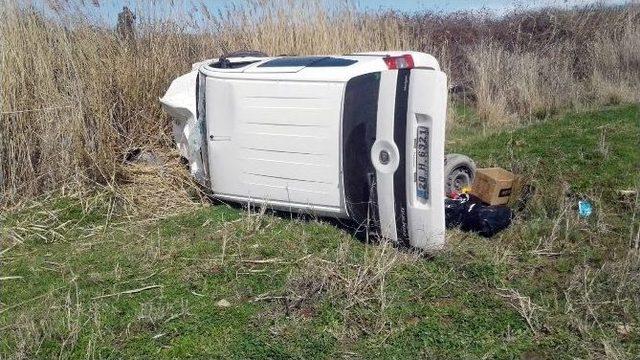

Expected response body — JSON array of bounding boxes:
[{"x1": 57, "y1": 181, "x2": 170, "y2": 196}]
[{"x1": 258, "y1": 56, "x2": 357, "y2": 68}]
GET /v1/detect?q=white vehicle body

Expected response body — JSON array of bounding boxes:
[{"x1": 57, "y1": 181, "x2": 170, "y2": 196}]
[{"x1": 160, "y1": 51, "x2": 448, "y2": 251}]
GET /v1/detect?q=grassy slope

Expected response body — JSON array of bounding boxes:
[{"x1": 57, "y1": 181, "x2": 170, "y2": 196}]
[{"x1": 1, "y1": 105, "x2": 638, "y2": 359}]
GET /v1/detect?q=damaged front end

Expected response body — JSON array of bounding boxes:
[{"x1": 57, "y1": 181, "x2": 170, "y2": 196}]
[{"x1": 159, "y1": 64, "x2": 209, "y2": 185}]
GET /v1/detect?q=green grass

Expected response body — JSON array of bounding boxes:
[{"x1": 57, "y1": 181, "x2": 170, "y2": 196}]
[
  {"x1": 449, "y1": 103, "x2": 640, "y2": 198},
  {"x1": 1, "y1": 105, "x2": 639, "y2": 359}
]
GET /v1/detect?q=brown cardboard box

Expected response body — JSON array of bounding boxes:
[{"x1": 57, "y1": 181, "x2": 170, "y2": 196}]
[{"x1": 471, "y1": 168, "x2": 515, "y2": 205}]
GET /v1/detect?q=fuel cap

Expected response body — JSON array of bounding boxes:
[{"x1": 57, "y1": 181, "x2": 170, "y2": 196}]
[
  {"x1": 371, "y1": 140, "x2": 399, "y2": 174},
  {"x1": 379, "y1": 150, "x2": 390, "y2": 164}
]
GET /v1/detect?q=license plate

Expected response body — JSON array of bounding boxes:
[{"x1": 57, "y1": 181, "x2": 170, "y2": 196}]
[{"x1": 416, "y1": 126, "x2": 429, "y2": 200}]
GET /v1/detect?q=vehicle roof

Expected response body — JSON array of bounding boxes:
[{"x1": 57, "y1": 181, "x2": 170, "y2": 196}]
[{"x1": 197, "y1": 51, "x2": 441, "y2": 82}]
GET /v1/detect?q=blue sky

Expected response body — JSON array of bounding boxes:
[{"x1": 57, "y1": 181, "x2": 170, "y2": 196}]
[{"x1": 79, "y1": 0, "x2": 630, "y2": 25}]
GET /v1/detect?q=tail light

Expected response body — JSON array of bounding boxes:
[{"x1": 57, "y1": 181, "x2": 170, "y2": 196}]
[{"x1": 383, "y1": 54, "x2": 414, "y2": 70}]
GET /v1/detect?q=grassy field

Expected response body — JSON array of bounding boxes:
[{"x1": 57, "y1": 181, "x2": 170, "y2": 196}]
[
  {"x1": 1, "y1": 1, "x2": 639, "y2": 358},
  {"x1": 2, "y1": 104, "x2": 638, "y2": 359}
]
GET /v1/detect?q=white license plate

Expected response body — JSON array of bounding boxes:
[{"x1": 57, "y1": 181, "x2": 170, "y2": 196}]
[{"x1": 416, "y1": 126, "x2": 429, "y2": 200}]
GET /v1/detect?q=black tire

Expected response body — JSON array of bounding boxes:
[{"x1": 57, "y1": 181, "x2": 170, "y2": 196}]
[{"x1": 444, "y1": 154, "x2": 476, "y2": 195}]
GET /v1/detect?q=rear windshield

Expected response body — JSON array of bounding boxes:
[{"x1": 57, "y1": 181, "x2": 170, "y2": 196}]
[
  {"x1": 342, "y1": 72, "x2": 380, "y2": 223},
  {"x1": 258, "y1": 56, "x2": 357, "y2": 68}
]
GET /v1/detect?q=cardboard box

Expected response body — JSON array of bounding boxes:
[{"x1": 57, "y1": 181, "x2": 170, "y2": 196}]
[{"x1": 471, "y1": 168, "x2": 515, "y2": 205}]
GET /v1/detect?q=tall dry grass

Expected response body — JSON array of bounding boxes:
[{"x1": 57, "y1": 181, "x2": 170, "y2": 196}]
[
  {"x1": 1, "y1": 0, "x2": 639, "y2": 204},
  {"x1": 0, "y1": 0, "x2": 420, "y2": 205},
  {"x1": 461, "y1": 7, "x2": 640, "y2": 123},
  {"x1": 0, "y1": 1, "x2": 210, "y2": 205}
]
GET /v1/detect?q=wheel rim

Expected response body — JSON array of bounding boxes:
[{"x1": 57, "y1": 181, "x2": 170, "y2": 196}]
[{"x1": 447, "y1": 167, "x2": 472, "y2": 193}]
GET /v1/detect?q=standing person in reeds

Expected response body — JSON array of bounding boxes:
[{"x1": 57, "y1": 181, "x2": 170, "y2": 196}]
[{"x1": 116, "y1": 6, "x2": 136, "y2": 50}]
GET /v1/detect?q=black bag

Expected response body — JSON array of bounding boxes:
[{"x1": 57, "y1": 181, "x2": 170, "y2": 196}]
[
  {"x1": 445, "y1": 198, "x2": 467, "y2": 229},
  {"x1": 460, "y1": 202, "x2": 513, "y2": 237}
]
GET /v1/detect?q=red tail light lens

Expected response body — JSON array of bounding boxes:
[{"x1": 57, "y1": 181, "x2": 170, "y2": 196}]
[{"x1": 383, "y1": 54, "x2": 414, "y2": 70}]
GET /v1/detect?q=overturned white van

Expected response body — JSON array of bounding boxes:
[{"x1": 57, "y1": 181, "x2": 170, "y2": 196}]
[{"x1": 161, "y1": 51, "x2": 448, "y2": 251}]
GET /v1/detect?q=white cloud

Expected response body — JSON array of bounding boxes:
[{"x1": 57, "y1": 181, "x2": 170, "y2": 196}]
[
  {"x1": 445, "y1": 0, "x2": 629, "y2": 14},
  {"x1": 497, "y1": 0, "x2": 626, "y2": 13},
  {"x1": 363, "y1": 0, "x2": 631, "y2": 14}
]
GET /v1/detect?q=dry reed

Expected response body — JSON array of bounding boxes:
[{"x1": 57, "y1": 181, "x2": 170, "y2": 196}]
[{"x1": 1, "y1": 0, "x2": 639, "y2": 205}]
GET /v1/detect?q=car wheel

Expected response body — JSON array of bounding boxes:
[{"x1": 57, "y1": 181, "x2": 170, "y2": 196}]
[{"x1": 444, "y1": 154, "x2": 476, "y2": 195}]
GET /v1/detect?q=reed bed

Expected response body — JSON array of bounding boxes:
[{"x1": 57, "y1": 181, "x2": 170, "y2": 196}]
[{"x1": 1, "y1": 0, "x2": 638, "y2": 205}]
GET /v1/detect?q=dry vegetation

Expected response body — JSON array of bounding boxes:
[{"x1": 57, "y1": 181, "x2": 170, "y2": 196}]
[
  {"x1": 1, "y1": 0, "x2": 639, "y2": 204},
  {"x1": 0, "y1": 1, "x2": 639, "y2": 358}
]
